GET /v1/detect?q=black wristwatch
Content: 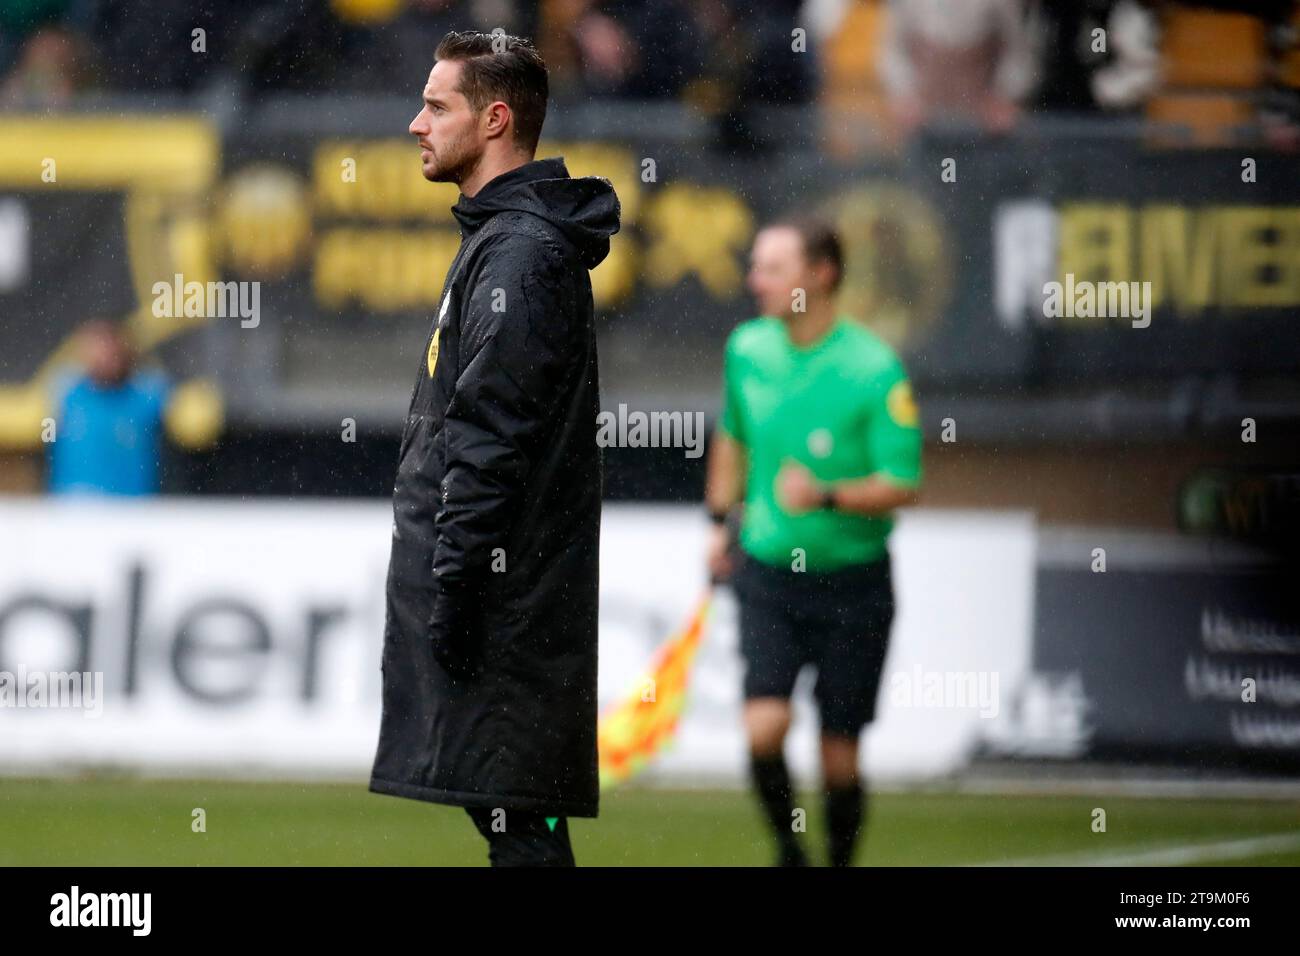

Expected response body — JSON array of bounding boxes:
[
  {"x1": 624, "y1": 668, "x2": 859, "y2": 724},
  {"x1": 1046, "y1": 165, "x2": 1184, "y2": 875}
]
[{"x1": 818, "y1": 486, "x2": 837, "y2": 511}]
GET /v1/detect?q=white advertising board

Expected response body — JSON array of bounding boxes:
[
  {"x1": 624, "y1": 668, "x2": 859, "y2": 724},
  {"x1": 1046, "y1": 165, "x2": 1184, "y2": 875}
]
[{"x1": 0, "y1": 499, "x2": 1034, "y2": 785}]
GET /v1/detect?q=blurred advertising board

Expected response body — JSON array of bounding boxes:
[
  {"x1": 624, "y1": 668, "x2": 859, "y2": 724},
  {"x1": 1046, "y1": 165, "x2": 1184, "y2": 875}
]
[
  {"x1": 0, "y1": 500, "x2": 1034, "y2": 783},
  {"x1": 985, "y1": 528, "x2": 1300, "y2": 769}
]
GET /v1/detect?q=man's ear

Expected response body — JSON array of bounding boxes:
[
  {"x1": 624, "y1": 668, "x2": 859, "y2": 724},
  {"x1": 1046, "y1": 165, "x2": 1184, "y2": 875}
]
[
  {"x1": 483, "y1": 101, "x2": 512, "y2": 140},
  {"x1": 811, "y1": 259, "x2": 836, "y2": 297}
]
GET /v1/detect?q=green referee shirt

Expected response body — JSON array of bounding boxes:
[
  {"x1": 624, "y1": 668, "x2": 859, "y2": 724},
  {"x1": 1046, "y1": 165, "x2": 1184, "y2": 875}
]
[{"x1": 718, "y1": 314, "x2": 923, "y2": 571}]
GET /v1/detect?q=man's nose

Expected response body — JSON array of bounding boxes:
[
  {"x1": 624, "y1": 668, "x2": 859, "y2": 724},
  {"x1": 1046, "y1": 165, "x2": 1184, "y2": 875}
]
[{"x1": 409, "y1": 112, "x2": 425, "y2": 136}]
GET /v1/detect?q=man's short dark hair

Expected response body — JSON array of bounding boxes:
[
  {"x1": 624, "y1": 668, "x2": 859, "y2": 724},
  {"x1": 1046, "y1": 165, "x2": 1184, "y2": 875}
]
[
  {"x1": 434, "y1": 30, "x2": 549, "y2": 154},
  {"x1": 772, "y1": 216, "x2": 845, "y2": 293}
]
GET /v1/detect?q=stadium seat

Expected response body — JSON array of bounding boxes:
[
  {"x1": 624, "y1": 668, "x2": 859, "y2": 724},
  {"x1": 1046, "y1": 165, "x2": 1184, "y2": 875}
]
[
  {"x1": 1146, "y1": 8, "x2": 1269, "y2": 145},
  {"x1": 1160, "y1": 9, "x2": 1267, "y2": 89},
  {"x1": 1146, "y1": 92, "x2": 1255, "y2": 146}
]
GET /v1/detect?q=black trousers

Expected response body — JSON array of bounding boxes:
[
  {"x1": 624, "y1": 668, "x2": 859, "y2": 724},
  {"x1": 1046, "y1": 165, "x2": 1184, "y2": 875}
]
[{"x1": 464, "y1": 806, "x2": 576, "y2": 867}]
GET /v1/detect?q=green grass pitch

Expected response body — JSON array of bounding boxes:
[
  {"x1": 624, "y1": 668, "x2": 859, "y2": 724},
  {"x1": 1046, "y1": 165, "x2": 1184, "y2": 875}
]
[{"x1": 1, "y1": 777, "x2": 1297, "y2": 866}]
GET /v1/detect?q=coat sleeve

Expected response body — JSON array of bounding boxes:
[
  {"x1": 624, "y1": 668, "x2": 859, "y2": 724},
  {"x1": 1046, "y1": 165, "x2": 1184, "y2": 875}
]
[{"x1": 432, "y1": 234, "x2": 578, "y2": 590}]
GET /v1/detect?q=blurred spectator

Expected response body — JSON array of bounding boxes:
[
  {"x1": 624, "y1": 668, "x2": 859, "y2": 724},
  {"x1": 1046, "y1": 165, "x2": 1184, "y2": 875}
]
[
  {"x1": 1036, "y1": 1, "x2": 1160, "y2": 112},
  {"x1": 738, "y1": 0, "x2": 820, "y2": 106},
  {"x1": 686, "y1": 0, "x2": 819, "y2": 150},
  {"x1": 0, "y1": 0, "x2": 69, "y2": 72},
  {"x1": 814, "y1": 0, "x2": 903, "y2": 157},
  {"x1": 0, "y1": 0, "x2": 86, "y2": 107},
  {"x1": 542, "y1": 0, "x2": 704, "y2": 99},
  {"x1": 880, "y1": 0, "x2": 1039, "y2": 135},
  {"x1": 1090, "y1": 0, "x2": 1161, "y2": 110},
  {"x1": 0, "y1": 24, "x2": 87, "y2": 107},
  {"x1": 541, "y1": 0, "x2": 816, "y2": 147},
  {"x1": 48, "y1": 321, "x2": 171, "y2": 496}
]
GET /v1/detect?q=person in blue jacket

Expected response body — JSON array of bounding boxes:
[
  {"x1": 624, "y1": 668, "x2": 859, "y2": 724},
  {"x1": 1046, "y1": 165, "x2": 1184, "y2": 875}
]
[{"x1": 47, "y1": 319, "x2": 171, "y2": 496}]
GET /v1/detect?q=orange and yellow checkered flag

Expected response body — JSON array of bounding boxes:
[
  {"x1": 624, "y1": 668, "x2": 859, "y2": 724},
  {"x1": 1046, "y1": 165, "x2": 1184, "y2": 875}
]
[{"x1": 597, "y1": 588, "x2": 714, "y2": 789}]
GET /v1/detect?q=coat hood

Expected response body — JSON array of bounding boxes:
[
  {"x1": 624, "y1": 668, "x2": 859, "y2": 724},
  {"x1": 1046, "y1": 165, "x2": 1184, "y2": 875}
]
[{"x1": 451, "y1": 157, "x2": 621, "y2": 269}]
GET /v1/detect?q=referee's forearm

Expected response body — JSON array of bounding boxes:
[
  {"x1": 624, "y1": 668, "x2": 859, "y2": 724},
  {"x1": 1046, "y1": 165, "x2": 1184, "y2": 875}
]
[
  {"x1": 826, "y1": 474, "x2": 920, "y2": 516},
  {"x1": 705, "y1": 431, "x2": 746, "y2": 514}
]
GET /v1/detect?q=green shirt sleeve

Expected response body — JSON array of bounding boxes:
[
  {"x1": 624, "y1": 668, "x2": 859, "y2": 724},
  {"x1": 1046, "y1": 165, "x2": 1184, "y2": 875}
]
[
  {"x1": 718, "y1": 333, "x2": 747, "y2": 445},
  {"x1": 868, "y1": 359, "x2": 922, "y2": 487}
]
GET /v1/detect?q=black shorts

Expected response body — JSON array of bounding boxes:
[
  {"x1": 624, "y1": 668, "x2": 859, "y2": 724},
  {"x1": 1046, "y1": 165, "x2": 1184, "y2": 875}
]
[{"x1": 732, "y1": 549, "x2": 895, "y2": 737}]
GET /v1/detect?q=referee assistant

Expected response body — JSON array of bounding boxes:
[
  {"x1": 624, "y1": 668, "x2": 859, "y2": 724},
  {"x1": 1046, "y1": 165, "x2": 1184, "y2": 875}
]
[{"x1": 705, "y1": 217, "x2": 923, "y2": 867}]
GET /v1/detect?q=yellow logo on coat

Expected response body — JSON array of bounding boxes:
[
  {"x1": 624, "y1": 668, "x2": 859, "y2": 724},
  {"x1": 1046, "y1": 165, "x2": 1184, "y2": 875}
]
[
  {"x1": 428, "y1": 291, "x2": 450, "y2": 376},
  {"x1": 886, "y1": 380, "x2": 919, "y2": 427}
]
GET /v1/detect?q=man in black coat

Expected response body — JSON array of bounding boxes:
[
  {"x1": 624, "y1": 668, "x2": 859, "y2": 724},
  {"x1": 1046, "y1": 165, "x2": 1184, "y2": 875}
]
[{"x1": 369, "y1": 30, "x2": 620, "y2": 866}]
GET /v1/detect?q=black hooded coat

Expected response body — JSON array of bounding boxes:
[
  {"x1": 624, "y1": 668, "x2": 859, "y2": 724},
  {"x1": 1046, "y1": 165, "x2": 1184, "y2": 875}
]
[{"x1": 370, "y1": 157, "x2": 620, "y2": 818}]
